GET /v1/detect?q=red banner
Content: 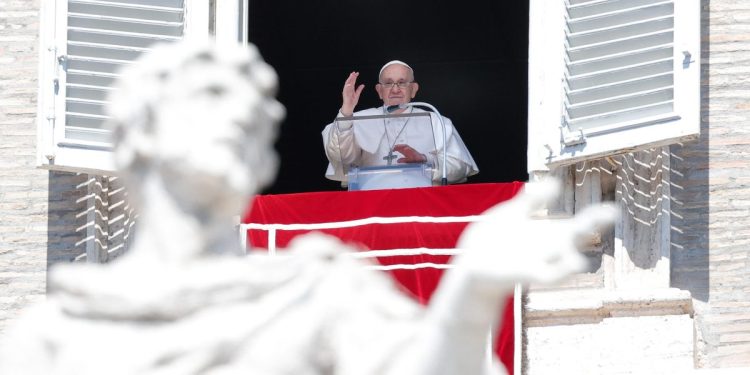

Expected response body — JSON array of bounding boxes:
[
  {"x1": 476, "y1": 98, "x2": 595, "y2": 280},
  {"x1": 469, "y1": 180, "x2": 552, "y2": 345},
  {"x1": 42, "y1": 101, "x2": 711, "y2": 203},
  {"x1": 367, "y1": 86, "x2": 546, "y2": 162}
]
[{"x1": 244, "y1": 182, "x2": 523, "y2": 373}]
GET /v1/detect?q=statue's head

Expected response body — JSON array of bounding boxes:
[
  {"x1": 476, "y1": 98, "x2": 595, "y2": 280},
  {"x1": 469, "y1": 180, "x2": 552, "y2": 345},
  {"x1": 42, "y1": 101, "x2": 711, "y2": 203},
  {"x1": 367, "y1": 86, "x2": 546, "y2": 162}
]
[{"x1": 107, "y1": 40, "x2": 285, "y2": 218}]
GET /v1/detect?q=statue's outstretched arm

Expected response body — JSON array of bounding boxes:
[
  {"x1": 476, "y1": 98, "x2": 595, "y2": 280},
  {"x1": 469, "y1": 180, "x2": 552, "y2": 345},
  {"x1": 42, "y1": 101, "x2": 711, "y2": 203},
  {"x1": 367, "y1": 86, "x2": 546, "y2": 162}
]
[{"x1": 388, "y1": 180, "x2": 617, "y2": 375}]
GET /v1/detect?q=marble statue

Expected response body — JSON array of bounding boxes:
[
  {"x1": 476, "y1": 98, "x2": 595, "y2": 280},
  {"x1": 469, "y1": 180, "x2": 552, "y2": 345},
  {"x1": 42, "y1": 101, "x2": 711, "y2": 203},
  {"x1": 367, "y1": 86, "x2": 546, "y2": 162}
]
[{"x1": 0, "y1": 39, "x2": 616, "y2": 375}]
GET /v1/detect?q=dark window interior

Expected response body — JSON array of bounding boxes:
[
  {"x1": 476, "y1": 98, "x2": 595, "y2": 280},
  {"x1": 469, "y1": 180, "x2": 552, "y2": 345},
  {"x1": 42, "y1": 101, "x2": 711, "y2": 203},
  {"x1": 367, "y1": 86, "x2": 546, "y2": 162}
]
[{"x1": 249, "y1": 0, "x2": 529, "y2": 194}]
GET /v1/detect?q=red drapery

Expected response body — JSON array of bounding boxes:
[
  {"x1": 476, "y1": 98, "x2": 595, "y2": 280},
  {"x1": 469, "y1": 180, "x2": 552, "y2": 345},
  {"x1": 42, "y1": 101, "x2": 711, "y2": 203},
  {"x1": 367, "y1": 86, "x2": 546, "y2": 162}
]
[{"x1": 243, "y1": 182, "x2": 523, "y2": 373}]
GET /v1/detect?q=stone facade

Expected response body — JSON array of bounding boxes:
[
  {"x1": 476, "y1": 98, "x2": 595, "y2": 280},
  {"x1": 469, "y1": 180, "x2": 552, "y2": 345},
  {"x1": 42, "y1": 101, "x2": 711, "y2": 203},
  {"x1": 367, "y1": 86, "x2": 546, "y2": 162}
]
[
  {"x1": 0, "y1": 0, "x2": 47, "y2": 333},
  {"x1": 524, "y1": 0, "x2": 750, "y2": 373},
  {"x1": 672, "y1": 0, "x2": 750, "y2": 368},
  {"x1": 0, "y1": 1, "x2": 135, "y2": 333}
]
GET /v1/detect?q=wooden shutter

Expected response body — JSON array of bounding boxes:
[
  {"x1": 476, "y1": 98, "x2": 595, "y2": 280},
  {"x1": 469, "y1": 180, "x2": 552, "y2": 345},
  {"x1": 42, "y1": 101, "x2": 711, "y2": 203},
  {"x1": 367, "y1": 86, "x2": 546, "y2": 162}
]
[
  {"x1": 528, "y1": 0, "x2": 700, "y2": 170},
  {"x1": 564, "y1": 0, "x2": 677, "y2": 133},
  {"x1": 61, "y1": 0, "x2": 185, "y2": 146},
  {"x1": 37, "y1": 0, "x2": 196, "y2": 174},
  {"x1": 62, "y1": 0, "x2": 185, "y2": 145}
]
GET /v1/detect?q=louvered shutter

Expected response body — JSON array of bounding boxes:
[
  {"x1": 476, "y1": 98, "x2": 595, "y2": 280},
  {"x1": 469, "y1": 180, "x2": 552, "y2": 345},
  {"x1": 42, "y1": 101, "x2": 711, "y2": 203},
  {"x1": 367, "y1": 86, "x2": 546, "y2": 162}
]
[
  {"x1": 64, "y1": 0, "x2": 185, "y2": 144},
  {"x1": 37, "y1": 0, "x2": 212, "y2": 174},
  {"x1": 527, "y1": 0, "x2": 699, "y2": 171}
]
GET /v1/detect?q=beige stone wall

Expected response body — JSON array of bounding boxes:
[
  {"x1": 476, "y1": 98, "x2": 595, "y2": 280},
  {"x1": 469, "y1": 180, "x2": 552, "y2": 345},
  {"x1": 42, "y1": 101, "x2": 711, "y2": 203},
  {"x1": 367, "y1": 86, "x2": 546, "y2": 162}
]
[
  {"x1": 670, "y1": 0, "x2": 750, "y2": 368},
  {"x1": 525, "y1": 1, "x2": 750, "y2": 372},
  {"x1": 0, "y1": 1, "x2": 136, "y2": 334},
  {"x1": 0, "y1": 0, "x2": 47, "y2": 333}
]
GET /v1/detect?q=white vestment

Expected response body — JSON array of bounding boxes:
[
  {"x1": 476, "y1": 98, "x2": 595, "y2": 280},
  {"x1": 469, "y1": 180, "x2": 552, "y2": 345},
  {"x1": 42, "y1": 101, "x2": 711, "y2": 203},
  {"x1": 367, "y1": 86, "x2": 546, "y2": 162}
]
[{"x1": 322, "y1": 106, "x2": 479, "y2": 185}]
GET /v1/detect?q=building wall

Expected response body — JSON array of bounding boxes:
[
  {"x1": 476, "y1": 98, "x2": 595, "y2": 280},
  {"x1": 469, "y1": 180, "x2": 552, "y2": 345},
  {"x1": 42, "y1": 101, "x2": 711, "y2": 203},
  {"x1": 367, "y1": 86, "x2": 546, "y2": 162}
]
[
  {"x1": 671, "y1": 0, "x2": 750, "y2": 368},
  {"x1": 525, "y1": 1, "x2": 750, "y2": 372},
  {"x1": 0, "y1": 0, "x2": 48, "y2": 333},
  {"x1": 0, "y1": 1, "x2": 135, "y2": 334}
]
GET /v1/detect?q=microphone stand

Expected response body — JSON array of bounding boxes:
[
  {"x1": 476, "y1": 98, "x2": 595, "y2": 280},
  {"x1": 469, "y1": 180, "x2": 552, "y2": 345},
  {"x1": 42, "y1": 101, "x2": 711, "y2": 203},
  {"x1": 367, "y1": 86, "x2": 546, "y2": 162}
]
[{"x1": 387, "y1": 102, "x2": 448, "y2": 185}]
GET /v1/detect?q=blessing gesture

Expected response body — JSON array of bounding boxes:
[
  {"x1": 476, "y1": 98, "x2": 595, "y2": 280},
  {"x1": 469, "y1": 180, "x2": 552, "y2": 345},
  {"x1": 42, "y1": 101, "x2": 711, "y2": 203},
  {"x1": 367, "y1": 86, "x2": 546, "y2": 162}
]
[{"x1": 341, "y1": 71, "x2": 365, "y2": 117}]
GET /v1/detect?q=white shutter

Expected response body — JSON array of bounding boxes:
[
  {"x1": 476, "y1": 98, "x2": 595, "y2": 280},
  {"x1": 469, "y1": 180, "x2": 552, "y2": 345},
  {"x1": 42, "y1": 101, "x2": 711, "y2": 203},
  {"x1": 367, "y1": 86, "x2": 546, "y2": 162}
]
[
  {"x1": 64, "y1": 0, "x2": 185, "y2": 144},
  {"x1": 528, "y1": 0, "x2": 700, "y2": 171},
  {"x1": 37, "y1": 0, "x2": 215, "y2": 174},
  {"x1": 215, "y1": 0, "x2": 249, "y2": 46}
]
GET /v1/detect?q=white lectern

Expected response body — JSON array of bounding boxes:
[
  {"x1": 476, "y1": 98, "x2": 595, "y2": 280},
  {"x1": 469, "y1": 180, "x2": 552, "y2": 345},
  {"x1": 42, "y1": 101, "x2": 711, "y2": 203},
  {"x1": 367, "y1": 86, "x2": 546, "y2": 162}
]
[{"x1": 347, "y1": 164, "x2": 432, "y2": 191}]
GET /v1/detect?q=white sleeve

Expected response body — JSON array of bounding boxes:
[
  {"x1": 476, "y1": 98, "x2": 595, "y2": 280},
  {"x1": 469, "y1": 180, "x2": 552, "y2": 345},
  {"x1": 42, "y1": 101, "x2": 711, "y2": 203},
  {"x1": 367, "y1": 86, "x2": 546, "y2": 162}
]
[
  {"x1": 323, "y1": 112, "x2": 358, "y2": 164},
  {"x1": 428, "y1": 116, "x2": 478, "y2": 184},
  {"x1": 428, "y1": 151, "x2": 474, "y2": 184},
  {"x1": 322, "y1": 111, "x2": 362, "y2": 181}
]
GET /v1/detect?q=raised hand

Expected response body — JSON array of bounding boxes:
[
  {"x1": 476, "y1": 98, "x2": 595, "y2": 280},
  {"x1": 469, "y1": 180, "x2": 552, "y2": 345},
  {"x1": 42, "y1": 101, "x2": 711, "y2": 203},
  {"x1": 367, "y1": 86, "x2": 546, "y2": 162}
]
[
  {"x1": 393, "y1": 144, "x2": 427, "y2": 164},
  {"x1": 341, "y1": 71, "x2": 365, "y2": 116}
]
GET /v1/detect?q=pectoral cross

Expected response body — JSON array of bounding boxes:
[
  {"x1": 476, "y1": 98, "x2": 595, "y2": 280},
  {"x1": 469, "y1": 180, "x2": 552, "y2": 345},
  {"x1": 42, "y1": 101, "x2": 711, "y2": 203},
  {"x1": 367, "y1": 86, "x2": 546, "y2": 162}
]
[{"x1": 383, "y1": 151, "x2": 398, "y2": 166}]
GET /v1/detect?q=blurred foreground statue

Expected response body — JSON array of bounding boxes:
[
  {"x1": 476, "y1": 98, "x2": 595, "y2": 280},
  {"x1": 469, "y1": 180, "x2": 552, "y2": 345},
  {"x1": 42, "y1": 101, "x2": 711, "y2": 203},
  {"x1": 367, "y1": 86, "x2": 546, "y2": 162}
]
[{"x1": 0, "y1": 40, "x2": 615, "y2": 375}]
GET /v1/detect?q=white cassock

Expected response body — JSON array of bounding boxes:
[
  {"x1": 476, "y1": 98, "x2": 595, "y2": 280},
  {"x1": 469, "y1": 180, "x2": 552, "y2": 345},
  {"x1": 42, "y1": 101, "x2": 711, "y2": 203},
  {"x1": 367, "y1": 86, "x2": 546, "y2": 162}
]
[{"x1": 322, "y1": 106, "x2": 479, "y2": 186}]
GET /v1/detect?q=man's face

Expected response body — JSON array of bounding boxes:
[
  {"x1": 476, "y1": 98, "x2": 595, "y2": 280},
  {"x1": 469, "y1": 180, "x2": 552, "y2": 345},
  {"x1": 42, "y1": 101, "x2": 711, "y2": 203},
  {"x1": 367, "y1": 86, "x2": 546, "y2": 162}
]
[{"x1": 376, "y1": 64, "x2": 419, "y2": 107}]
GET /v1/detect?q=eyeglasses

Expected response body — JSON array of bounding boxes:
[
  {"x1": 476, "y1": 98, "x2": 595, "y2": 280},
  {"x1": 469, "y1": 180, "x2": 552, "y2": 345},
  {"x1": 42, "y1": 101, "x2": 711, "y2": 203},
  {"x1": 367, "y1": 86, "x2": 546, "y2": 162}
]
[{"x1": 379, "y1": 81, "x2": 412, "y2": 89}]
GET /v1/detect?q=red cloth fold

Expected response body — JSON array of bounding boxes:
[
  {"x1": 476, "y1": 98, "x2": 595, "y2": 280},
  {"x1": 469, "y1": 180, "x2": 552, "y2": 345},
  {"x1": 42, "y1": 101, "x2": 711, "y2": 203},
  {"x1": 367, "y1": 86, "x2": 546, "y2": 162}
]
[{"x1": 243, "y1": 182, "x2": 523, "y2": 374}]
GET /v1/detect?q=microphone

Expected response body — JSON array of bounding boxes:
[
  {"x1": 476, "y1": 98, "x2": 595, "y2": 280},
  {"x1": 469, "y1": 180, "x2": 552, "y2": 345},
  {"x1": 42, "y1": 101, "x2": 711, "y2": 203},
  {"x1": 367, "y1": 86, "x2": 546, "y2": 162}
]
[{"x1": 386, "y1": 102, "x2": 448, "y2": 185}]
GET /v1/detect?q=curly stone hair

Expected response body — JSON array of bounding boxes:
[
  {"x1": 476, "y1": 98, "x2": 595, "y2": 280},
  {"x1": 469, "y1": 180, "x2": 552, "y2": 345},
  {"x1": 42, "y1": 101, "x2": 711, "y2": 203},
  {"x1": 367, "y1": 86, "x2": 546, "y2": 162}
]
[{"x1": 106, "y1": 40, "x2": 285, "y2": 210}]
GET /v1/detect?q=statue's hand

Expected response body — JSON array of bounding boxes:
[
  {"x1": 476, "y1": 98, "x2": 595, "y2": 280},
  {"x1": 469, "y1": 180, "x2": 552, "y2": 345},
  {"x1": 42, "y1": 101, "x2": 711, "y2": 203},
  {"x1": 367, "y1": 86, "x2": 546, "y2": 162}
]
[{"x1": 455, "y1": 179, "x2": 617, "y2": 291}]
